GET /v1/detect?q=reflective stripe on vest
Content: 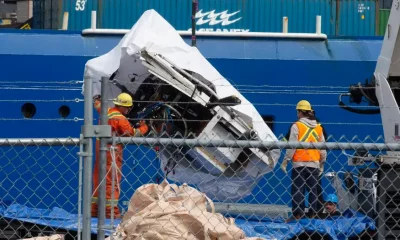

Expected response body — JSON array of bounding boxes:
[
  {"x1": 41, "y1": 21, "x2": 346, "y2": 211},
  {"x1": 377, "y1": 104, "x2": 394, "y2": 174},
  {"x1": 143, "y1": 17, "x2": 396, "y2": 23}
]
[
  {"x1": 108, "y1": 111, "x2": 123, "y2": 119},
  {"x1": 94, "y1": 101, "x2": 101, "y2": 111},
  {"x1": 293, "y1": 121, "x2": 322, "y2": 162},
  {"x1": 91, "y1": 197, "x2": 118, "y2": 206},
  {"x1": 299, "y1": 125, "x2": 320, "y2": 142},
  {"x1": 96, "y1": 109, "x2": 124, "y2": 140}
]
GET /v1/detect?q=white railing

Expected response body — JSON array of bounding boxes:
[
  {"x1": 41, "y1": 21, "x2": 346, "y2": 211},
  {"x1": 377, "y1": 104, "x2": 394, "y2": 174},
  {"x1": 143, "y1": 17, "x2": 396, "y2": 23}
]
[{"x1": 63, "y1": 10, "x2": 327, "y2": 40}]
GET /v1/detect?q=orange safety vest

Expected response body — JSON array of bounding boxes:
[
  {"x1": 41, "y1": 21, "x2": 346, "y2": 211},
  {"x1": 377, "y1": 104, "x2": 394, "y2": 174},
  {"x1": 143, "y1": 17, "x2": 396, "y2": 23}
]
[
  {"x1": 94, "y1": 100, "x2": 136, "y2": 137},
  {"x1": 292, "y1": 121, "x2": 323, "y2": 162}
]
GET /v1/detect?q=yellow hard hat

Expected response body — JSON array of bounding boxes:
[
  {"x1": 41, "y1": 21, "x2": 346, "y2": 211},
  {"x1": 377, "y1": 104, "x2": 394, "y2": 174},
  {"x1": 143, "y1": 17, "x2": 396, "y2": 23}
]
[
  {"x1": 296, "y1": 100, "x2": 312, "y2": 111},
  {"x1": 113, "y1": 93, "x2": 133, "y2": 107}
]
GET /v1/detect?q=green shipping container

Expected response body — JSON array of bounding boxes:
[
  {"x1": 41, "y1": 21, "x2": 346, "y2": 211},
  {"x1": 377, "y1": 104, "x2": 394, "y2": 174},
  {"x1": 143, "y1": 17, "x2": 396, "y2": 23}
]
[{"x1": 378, "y1": 9, "x2": 390, "y2": 36}]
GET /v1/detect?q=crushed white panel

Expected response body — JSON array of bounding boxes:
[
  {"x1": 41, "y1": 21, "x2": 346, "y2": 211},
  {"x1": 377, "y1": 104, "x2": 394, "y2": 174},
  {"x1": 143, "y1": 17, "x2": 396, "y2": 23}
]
[{"x1": 82, "y1": 9, "x2": 281, "y2": 201}]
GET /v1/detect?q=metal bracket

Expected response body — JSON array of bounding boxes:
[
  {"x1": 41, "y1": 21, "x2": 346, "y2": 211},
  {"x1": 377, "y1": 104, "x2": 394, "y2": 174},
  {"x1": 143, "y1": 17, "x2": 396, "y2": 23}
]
[
  {"x1": 359, "y1": 177, "x2": 375, "y2": 191},
  {"x1": 99, "y1": 225, "x2": 115, "y2": 230},
  {"x1": 378, "y1": 155, "x2": 400, "y2": 165},
  {"x1": 348, "y1": 155, "x2": 376, "y2": 166},
  {"x1": 77, "y1": 152, "x2": 91, "y2": 157},
  {"x1": 81, "y1": 125, "x2": 112, "y2": 138}
]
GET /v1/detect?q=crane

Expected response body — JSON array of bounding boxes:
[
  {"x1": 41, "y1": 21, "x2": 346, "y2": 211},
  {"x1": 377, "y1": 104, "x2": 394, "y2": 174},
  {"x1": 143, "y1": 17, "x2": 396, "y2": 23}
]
[{"x1": 338, "y1": 1, "x2": 400, "y2": 238}]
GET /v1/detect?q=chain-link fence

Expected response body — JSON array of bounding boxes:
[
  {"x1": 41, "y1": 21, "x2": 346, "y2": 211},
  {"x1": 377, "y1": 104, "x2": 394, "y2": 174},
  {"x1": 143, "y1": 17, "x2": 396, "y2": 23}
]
[
  {"x1": 2, "y1": 135, "x2": 399, "y2": 239},
  {"x1": 1, "y1": 79, "x2": 399, "y2": 239},
  {"x1": 0, "y1": 138, "x2": 81, "y2": 239},
  {"x1": 1, "y1": 94, "x2": 399, "y2": 240},
  {"x1": 74, "y1": 76, "x2": 399, "y2": 240},
  {"x1": 88, "y1": 135, "x2": 399, "y2": 240}
]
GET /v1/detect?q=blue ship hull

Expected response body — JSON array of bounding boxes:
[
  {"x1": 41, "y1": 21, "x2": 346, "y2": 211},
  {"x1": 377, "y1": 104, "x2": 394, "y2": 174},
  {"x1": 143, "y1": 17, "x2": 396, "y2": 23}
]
[{"x1": 0, "y1": 29, "x2": 384, "y2": 213}]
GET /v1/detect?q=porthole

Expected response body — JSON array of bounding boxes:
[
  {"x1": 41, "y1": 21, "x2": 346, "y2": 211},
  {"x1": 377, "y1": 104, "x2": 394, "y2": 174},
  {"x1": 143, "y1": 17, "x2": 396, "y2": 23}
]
[
  {"x1": 59, "y1": 105, "x2": 71, "y2": 118},
  {"x1": 21, "y1": 103, "x2": 36, "y2": 118}
]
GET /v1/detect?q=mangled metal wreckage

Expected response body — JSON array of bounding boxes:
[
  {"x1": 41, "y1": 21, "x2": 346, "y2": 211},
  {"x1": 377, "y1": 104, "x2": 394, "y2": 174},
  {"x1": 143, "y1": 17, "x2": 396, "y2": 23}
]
[{"x1": 83, "y1": 9, "x2": 280, "y2": 201}]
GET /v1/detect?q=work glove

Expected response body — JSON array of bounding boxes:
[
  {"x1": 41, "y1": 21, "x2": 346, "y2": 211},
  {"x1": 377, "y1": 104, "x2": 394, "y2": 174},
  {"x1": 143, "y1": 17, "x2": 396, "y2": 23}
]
[
  {"x1": 281, "y1": 159, "x2": 288, "y2": 174},
  {"x1": 137, "y1": 121, "x2": 149, "y2": 135},
  {"x1": 319, "y1": 162, "x2": 325, "y2": 176}
]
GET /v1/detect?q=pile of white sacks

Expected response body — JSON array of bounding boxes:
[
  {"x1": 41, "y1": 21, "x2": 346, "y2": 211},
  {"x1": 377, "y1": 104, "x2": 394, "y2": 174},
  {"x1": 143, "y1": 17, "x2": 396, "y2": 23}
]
[
  {"x1": 107, "y1": 180, "x2": 263, "y2": 240},
  {"x1": 22, "y1": 180, "x2": 264, "y2": 240}
]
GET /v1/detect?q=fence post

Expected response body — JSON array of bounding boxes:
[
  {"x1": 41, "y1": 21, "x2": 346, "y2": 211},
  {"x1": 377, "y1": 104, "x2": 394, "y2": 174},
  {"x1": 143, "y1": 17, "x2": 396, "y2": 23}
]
[
  {"x1": 82, "y1": 76, "x2": 94, "y2": 240},
  {"x1": 97, "y1": 76, "x2": 109, "y2": 240},
  {"x1": 78, "y1": 134, "x2": 84, "y2": 240}
]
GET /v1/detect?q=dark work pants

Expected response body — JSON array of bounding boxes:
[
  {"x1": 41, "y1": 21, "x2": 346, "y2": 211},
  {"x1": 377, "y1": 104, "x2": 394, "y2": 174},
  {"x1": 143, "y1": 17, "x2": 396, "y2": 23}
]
[
  {"x1": 291, "y1": 166, "x2": 320, "y2": 217},
  {"x1": 316, "y1": 175, "x2": 324, "y2": 215}
]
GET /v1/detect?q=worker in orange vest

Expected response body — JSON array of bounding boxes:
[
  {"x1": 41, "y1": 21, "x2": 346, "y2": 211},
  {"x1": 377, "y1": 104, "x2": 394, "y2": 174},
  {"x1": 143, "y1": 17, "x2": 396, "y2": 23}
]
[
  {"x1": 281, "y1": 100, "x2": 327, "y2": 221},
  {"x1": 283, "y1": 108, "x2": 328, "y2": 216},
  {"x1": 91, "y1": 93, "x2": 149, "y2": 219}
]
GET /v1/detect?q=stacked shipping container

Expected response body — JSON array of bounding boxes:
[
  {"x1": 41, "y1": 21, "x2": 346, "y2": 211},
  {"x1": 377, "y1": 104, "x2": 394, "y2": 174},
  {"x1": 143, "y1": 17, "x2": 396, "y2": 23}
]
[
  {"x1": 33, "y1": 0, "x2": 379, "y2": 36},
  {"x1": 32, "y1": 0, "x2": 61, "y2": 29},
  {"x1": 378, "y1": 8, "x2": 390, "y2": 35}
]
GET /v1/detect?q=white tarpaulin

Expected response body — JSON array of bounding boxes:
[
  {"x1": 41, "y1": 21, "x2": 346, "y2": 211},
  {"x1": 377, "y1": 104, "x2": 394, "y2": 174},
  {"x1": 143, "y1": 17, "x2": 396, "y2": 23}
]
[{"x1": 82, "y1": 9, "x2": 280, "y2": 201}]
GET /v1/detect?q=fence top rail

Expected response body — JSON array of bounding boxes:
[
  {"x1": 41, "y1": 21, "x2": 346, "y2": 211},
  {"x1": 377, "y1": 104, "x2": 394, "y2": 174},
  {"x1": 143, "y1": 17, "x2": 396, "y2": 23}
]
[
  {"x1": 2, "y1": 136, "x2": 396, "y2": 150},
  {"x1": 0, "y1": 138, "x2": 81, "y2": 146},
  {"x1": 109, "y1": 137, "x2": 400, "y2": 151}
]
